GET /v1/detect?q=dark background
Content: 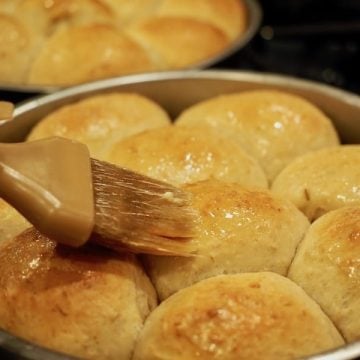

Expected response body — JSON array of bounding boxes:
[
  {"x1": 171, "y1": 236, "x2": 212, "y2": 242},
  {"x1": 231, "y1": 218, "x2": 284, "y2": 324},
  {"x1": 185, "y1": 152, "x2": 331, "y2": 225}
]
[{"x1": 216, "y1": 0, "x2": 360, "y2": 94}]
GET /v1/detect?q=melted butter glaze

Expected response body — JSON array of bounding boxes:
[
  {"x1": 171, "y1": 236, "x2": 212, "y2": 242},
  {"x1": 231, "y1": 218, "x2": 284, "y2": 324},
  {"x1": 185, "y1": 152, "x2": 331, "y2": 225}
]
[
  {"x1": 27, "y1": 93, "x2": 170, "y2": 160},
  {"x1": 108, "y1": 125, "x2": 267, "y2": 188},
  {"x1": 319, "y1": 207, "x2": 360, "y2": 282},
  {"x1": 0, "y1": 227, "x2": 135, "y2": 292},
  {"x1": 134, "y1": 273, "x2": 343, "y2": 360},
  {"x1": 176, "y1": 90, "x2": 339, "y2": 181}
]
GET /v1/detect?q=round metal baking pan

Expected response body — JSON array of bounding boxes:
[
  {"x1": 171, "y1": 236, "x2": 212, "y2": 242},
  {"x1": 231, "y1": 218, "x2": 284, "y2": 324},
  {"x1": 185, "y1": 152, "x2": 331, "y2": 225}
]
[
  {"x1": 0, "y1": 0, "x2": 262, "y2": 94},
  {"x1": 0, "y1": 70, "x2": 359, "y2": 360}
]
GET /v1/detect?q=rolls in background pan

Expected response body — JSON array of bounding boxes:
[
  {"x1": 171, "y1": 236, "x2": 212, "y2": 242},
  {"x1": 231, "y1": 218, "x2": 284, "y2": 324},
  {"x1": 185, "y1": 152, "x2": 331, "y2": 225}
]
[
  {"x1": 133, "y1": 273, "x2": 344, "y2": 360},
  {"x1": 28, "y1": 24, "x2": 159, "y2": 86},
  {"x1": 156, "y1": 0, "x2": 247, "y2": 40},
  {"x1": 0, "y1": 227, "x2": 157, "y2": 360},
  {"x1": 0, "y1": 13, "x2": 44, "y2": 83},
  {"x1": 0, "y1": 0, "x2": 247, "y2": 85}
]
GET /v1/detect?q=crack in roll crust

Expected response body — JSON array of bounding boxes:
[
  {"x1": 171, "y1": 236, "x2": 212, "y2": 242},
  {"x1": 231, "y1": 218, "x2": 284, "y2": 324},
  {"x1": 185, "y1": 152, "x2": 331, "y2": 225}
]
[{"x1": 271, "y1": 145, "x2": 360, "y2": 221}]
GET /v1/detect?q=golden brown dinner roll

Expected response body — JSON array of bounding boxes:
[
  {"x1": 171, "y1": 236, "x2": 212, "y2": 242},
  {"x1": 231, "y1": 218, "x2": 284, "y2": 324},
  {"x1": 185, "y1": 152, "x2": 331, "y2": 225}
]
[
  {"x1": 102, "y1": 0, "x2": 161, "y2": 26},
  {"x1": 288, "y1": 206, "x2": 360, "y2": 342},
  {"x1": 10, "y1": 0, "x2": 49, "y2": 37},
  {"x1": 1, "y1": 0, "x2": 250, "y2": 85},
  {"x1": 133, "y1": 273, "x2": 344, "y2": 360},
  {"x1": 175, "y1": 90, "x2": 340, "y2": 181},
  {"x1": 0, "y1": 1, "x2": 21, "y2": 13},
  {"x1": 42, "y1": 0, "x2": 114, "y2": 27},
  {"x1": 0, "y1": 13, "x2": 39, "y2": 83},
  {"x1": 15, "y1": 0, "x2": 115, "y2": 36},
  {"x1": 27, "y1": 93, "x2": 171, "y2": 160},
  {"x1": 158, "y1": 0, "x2": 247, "y2": 40},
  {"x1": 143, "y1": 180, "x2": 309, "y2": 300},
  {"x1": 127, "y1": 16, "x2": 230, "y2": 68},
  {"x1": 28, "y1": 24, "x2": 157, "y2": 86},
  {"x1": 107, "y1": 125, "x2": 268, "y2": 187},
  {"x1": 0, "y1": 199, "x2": 30, "y2": 243},
  {"x1": 271, "y1": 145, "x2": 360, "y2": 221},
  {"x1": 0, "y1": 227, "x2": 157, "y2": 359}
]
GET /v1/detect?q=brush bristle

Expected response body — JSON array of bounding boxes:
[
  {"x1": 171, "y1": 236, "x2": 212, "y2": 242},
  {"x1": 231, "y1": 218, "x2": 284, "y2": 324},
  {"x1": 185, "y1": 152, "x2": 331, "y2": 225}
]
[{"x1": 91, "y1": 158, "x2": 197, "y2": 256}]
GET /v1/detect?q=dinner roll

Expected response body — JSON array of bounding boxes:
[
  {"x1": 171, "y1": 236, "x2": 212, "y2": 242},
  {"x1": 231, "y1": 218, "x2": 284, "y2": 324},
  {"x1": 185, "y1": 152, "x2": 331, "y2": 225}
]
[
  {"x1": 0, "y1": 199, "x2": 30, "y2": 243},
  {"x1": 11, "y1": 0, "x2": 49, "y2": 37},
  {"x1": 0, "y1": 14, "x2": 39, "y2": 83},
  {"x1": 28, "y1": 24, "x2": 157, "y2": 86},
  {"x1": 288, "y1": 206, "x2": 360, "y2": 342},
  {"x1": 133, "y1": 273, "x2": 344, "y2": 360},
  {"x1": 27, "y1": 93, "x2": 171, "y2": 160},
  {"x1": 271, "y1": 145, "x2": 360, "y2": 221},
  {"x1": 0, "y1": 1, "x2": 21, "y2": 13},
  {"x1": 143, "y1": 180, "x2": 309, "y2": 300},
  {"x1": 102, "y1": 0, "x2": 161, "y2": 26},
  {"x1": 157, "y1": 0, "x2": 247, "y2": 40},
  {"x1": 175, "y1": 90, "x2": 340, "y2": 181},
  {"x1": 16, "y1": 0, "x2": 115, "y2": 36},
  {"x1": 127, "y1": 16, "x2": 230, "y2": 68},
  {"x1": 107, "y1": 126, "x2": 267, "y2": 187},
  {"x1": 0, "y1": 227, "x2": 157, "y2": 359},
  {"x1": 1, "y1": 0, "x2": 249, "y2": 85}
]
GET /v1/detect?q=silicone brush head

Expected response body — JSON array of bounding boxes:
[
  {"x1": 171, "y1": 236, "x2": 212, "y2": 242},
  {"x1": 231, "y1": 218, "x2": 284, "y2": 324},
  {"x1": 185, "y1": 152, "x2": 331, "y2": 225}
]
[{"x1": 91, "y1": 158, "x2": 197, "y2": 256}]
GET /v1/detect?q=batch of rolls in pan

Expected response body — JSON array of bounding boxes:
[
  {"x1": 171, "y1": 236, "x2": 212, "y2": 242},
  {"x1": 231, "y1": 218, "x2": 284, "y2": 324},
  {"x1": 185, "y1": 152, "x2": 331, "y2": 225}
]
[
  {"x1": 0, "y1": 89, "x2": 359, "y2": 359},
  {"x1": 0, "y1": 0, "x2": 247, "y2": 86}
]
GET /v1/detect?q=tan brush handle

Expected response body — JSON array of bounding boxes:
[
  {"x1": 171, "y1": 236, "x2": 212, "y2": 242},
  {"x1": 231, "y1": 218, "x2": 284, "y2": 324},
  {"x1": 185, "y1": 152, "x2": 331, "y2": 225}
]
[
  {"x1": 0, "y1": 137, "x2": 95, "y2": 246},
  {"x1": 0, "y1": 101, "x2": 14, "y2": 121}
]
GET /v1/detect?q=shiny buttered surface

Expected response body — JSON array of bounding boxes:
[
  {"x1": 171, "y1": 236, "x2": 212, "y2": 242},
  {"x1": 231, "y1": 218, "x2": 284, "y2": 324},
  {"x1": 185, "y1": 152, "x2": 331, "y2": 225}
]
[
  {"x1": 0, "y1": 228, "x2": 157, "y2": 360},
  {"x1": 176, "y1": 90, "x2": 340, "y2": 181},
  {"x1": 27, "y1": 92, "x2": 171, "y2": 160},
  {"x1": 288, "y1": 206, "x2": 360, "y2": 342},
  {"x1": 1, "y1": 88, "x2": 359, "y2": 359},
  {"x1": 144, "y1": 180, "x2": 309, "y2": 300},
  {"x1": 107, "y1": 125, "x2": 268, "y2": 187},
  {"x1": 133, "y1": 273, "x2": 344, "y2": 360},
  {"x1": 0, "y1": 0, "x2": 247, "y2": 85}
]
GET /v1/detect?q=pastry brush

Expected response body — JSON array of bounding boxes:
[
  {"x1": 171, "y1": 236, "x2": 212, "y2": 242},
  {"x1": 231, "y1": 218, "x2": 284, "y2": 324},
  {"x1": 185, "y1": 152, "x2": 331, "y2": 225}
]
[{"x1": 0, "y1": 136, "x2": 197, "y2": 256}]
